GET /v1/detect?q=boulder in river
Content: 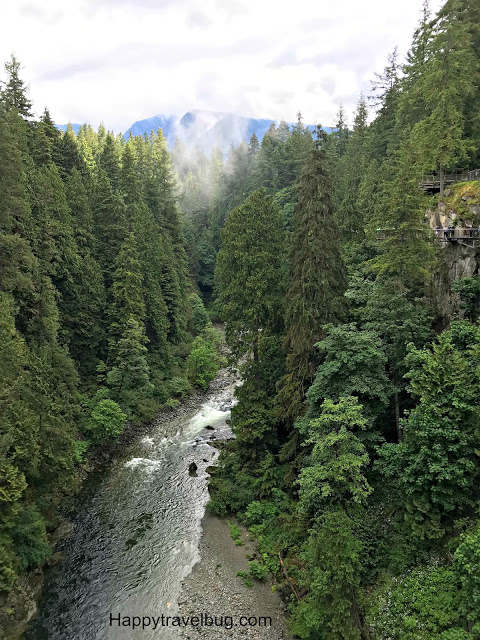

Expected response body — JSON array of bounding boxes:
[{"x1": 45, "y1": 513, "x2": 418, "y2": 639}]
[
  {"x1": 188, "y1": 462, "x2": 198, "y2": 477},
  {"x1": 205, "y1": 425, "x2": 215, "y2": 430}
]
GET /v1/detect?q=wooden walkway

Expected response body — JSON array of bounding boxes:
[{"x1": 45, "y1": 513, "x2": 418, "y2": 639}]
[
  {"x1": 376, "y1": 227, "x2": 480, "y2": 249},
  {"x1": 421, "y1": 169, "x2": 480, "y2": 191}
]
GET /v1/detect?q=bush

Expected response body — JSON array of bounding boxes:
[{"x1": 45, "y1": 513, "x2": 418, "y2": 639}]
[
  {"x1": 166, "y1": 376, "x2": 191, "y2": 398},
  {"x1": 248, "y1": 560, "x2": 268, "y2": 580},
  {"x1": 366, "y1": 565, "x2": 465, "y2": 639},
  {"x1": 207, "y1": 452, "x2": 257, "y2": 516},
  {"x1": 85, "y1": 399, "x2": 126, "y2": 445},
  {"x1": 452, "y1": 276, "x2": 480, "y2": 321},
  {"x1": 0, "y1": 538, "x2": 18, "y2": 593},
  {"x1": 186, "y1": 337, "x2": 219, "y2": 390},
  {"x1": 11, "y1": 507, "x2": 51, "y2": 571},
  {"x1": 73, "y1": 440, "x2": 90, "y2": 463},
  {"x1": 228, "y1": 521, "x2": 243, "y2": 545},
  {"x1": 207, "y1": 297, "x2": 223, "y2": 323}
]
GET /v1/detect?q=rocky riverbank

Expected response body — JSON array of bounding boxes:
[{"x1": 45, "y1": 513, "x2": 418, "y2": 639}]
[{"x1": 177, "y1": 512, "x2": 291, "y2": 639}]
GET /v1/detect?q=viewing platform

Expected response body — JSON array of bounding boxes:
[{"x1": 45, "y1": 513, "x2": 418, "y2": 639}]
[
  {"x1": 434, "y1": 227, "x2": 480, "y2": 247},
  {"x1": 376, "y1": 227, "x2": 480, "y2": 249},
  {"x1": 420, "y1": 169, "x2": 480, "y2": 192}
]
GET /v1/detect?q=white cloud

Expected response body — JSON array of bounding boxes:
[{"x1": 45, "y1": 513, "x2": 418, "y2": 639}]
[{"x1": 1, "y1": 0, "x2": 445, "y2": 132}]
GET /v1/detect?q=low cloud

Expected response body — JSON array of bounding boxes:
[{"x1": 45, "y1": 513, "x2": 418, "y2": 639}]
[{"x1": 1, "y1": 0, "x2": 445, "y2": 132}]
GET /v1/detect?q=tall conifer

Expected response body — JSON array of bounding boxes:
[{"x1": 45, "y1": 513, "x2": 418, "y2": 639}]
[{"x1": 278, "y1": 128, "x2": 347, "y2": 423}]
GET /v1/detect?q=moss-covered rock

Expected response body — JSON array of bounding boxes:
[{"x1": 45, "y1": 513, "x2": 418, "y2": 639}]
[{"x1": 431, "y1": 180, "x2": 480, "y2": 227}]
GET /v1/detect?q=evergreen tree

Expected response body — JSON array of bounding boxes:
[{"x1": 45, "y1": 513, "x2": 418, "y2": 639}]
[
  {"x1": 406, "y1": 0, "x2": 477, "y2": 193},
  {"x1": 334, "y1": 95, "x2": 369, "y2": 237},
  {"x1": 107, "y1": 318, "x2": 155, "y2": 421},
  {"x1": 278, "y1": 128, "x2": 347, "y2": 422},
  {"x1": 56, "y1": 125, "x2": 85, "y2": 179},
  {"x1": 215, "y1": 189, "x2": 286, "y2": 464},
  {"x1": 0, "y1": 103, "x2": 30, "y2": 236},
  {"x1": 360, "y1": 280, "x2": 432, "y2": 440},
  {"x1": 98, "y1": 132, "x2": 121, "y2": 191},
  {"x1": 248, "y1": 132, "x2": 259, "y2": 155},
  {"x1": 332, "y1": 104, "x2": 349, "y2": 157},
  {"x1": 1, "y1": 54, "x2": 33, "y2": 118},
  {"x1": 91, "y1": 169, "x2": 127, "y2": 284},
  {"x1": 305, "y1": 324, "x2": 391, "y2": 438},
  {"x1": 108, "y1": 232, "x2": 146, "y2": 354},
  {"x1": 215, "y1": 188, "x2": 286, "y2": 360},
  {"x1": 293, "y1": 398, "x2": 371, "y2": 640},
  {"x1": 62, "y1": 169, "x2": 106, "y2": 373},
  {"x1": 380, "y1": 330, "x2": 480, "y2": 538}
]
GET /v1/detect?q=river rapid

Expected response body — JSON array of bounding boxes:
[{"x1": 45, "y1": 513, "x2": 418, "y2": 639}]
[{"x1": 26, "y1": 372, "x2": 237, "y2": 640}]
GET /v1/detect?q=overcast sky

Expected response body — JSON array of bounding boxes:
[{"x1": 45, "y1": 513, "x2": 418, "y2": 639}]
[{"x1": 1, "y1": 0, "x2": 444, "y2": 132}]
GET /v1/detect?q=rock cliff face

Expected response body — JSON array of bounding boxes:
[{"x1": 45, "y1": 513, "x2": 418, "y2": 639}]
[
  {"x1": 433, "y1": 242, "x2": 479, "y2": 322},
  {"x1": 427, "y1": 183, "x2": 480, "y2": 322}
]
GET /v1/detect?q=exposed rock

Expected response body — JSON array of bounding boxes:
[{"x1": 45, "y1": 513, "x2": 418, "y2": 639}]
[
  {"x1": 188, "y1": 462, "x2": 198, "y2": 477},
  {"x1": 427, "y1": 197, "x2": 480, "y2": 324},
  {"x1": 0, "y1": 573, "x2": 44, "y2": 640}
]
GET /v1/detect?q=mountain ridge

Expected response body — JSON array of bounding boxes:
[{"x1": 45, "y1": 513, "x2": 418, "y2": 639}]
[{"x1": 57, "y1": 110, "x2": 333, "y2": 153}]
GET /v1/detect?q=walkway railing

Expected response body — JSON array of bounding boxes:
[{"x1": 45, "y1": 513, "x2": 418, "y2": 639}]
[
  {"x1": 376, "y1": 227, "x2": 480, "y2": 248},
  {"x1": 421, "y1": 169, "x2": 480, "y2": 190}
]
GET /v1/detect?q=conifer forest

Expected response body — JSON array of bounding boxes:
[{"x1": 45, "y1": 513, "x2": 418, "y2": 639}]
[{"x1": 2, "y1": 0, "x2": 480, "y2": 638}]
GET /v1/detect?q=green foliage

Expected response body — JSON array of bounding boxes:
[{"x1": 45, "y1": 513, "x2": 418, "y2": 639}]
[
  {"x1": 454, "y1": 523, "x2": 480, "y2": 633},
  {"x1": 452, "y1": 275, "x2": 480, "y2": 322},
  {"x1": 278, "y1": 130, "x2": 347, "y2": 422},
  {"x1": 186, "y1": 336, "x2": 219, "y2": 389},
  {"x1": 298, "y1": 398, "x2": 371, "y2": 516},
  {"x1": 215, "y1": 188, "x2": 286, "y2": 360},
  {"x1": 290, "y1": 509, "x2": 363, "y2": 640},
  {"x1": 107, "y1": 318, "x2": 155, "y2": 421},
  {"x1": 188, "y1": 292, "x2": 209, "y2": 335},
  {"x1": 73, "y1": 440, "x2": 90, "y2": 463},
  {"x1": 165, "y1": 376, "x2": 191, "y2": 398},
  {"x1": 380, "y1": 331, "x2": 480, "y2": 539},
  {"x1": 85, "y1": 399, "x2": 126, "y2": 445},
  {"x1": 228, "y1": 522, "x2": 243, "y2": 545},
  {"x1": 366, "y1": 566, "x2": 465, "y2": 640},
  {"x1": 307, "y1": 324, "x2": 391, "y2": 434},
  {"x1": 207, "y1": 450, "x2": 257, "y2": 516},
  {"x1": 248, "y1": 560, "x2": 268, "y2": 580},
  {"x1": 11, "y1": 507, "x2": 51, "y2": 572}
]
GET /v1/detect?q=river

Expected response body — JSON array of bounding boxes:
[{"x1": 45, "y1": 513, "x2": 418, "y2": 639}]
[{"x1": 26, "y1": 372, "x2": 237, "y2": 640}]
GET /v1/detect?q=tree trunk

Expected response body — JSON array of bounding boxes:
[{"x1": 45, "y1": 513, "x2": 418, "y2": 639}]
[
  {"x1": 351, "y1": 602, "x2": 371, "y2": 640},
  {"x1": 439, "y1": 166, "x2": 445, "y2": 197}
]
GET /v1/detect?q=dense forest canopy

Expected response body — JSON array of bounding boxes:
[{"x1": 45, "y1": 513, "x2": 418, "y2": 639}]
[
  {"x1": 0, "y1": 55, "x2": 221, "y2": 593},
  {"x1": 1, "y1": 0, "x2": 480, "y2": 638}
]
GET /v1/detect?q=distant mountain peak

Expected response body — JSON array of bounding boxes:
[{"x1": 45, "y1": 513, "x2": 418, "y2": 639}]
[{"x1": 57, "y1": 111, "x2": 333, "y2": 153}]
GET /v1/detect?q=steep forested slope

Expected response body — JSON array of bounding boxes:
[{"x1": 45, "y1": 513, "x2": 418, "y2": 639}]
[{"x1": 0, "y1": 56, "x2": 220, "y2": 594}]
